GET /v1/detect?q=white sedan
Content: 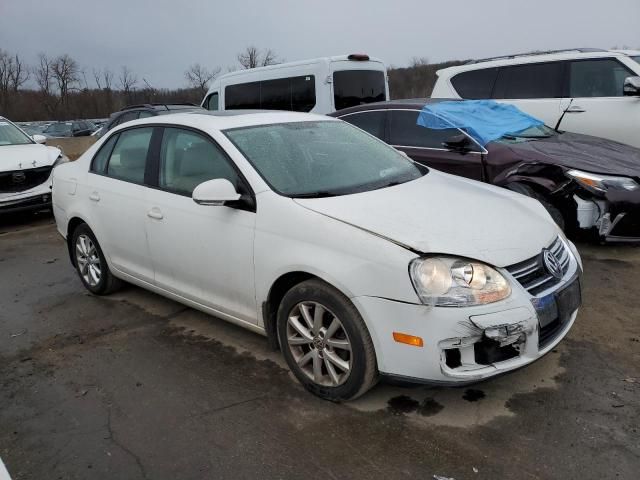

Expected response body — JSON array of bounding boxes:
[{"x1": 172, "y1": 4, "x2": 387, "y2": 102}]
[
  {"x1": 0, "y1": 117, "x2": 68, "y2": 214},
  {"x1": 52, "y1": 111, "x2": 582, "y2": 401}
]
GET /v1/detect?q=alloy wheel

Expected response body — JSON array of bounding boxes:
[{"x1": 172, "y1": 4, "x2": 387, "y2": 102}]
[
  {"x1": 286, "y1": 301, "x2": 352, "y2": 387},
  {"x1": 75, "y1": 234, "x2": 101, "y2": 287}
]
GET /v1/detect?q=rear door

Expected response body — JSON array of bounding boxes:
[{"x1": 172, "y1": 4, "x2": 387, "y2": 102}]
[
  {"x1": 388, "y1": 109, "x2": 484, "y2": 181},
  {"x1": 558, "y1": 58, "x2": 640, "y2": 147},
  {"x1": 87, "y1": 126, "x2": 157, "y2": 282}
]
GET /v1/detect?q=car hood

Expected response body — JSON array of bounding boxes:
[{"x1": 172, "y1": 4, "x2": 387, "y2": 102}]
[
  {"x1": 0, "y1": 144, "x2": 61, "y2": 172},
  {"x1": 294, "y1": 171, "x2": 557, "y2": 267},
  {"x1": 502, "y1": 132, "x2": 640, "y2": 178}
]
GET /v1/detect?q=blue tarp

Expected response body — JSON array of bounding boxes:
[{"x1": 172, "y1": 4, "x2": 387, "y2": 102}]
[{"x1": 417, "y1": 100, "x2": 544, "y2": 146}]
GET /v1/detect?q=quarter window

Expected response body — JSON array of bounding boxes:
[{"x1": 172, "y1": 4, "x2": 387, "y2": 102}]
[
  {"x1": 569, "y1": 59, "x2": 634, "y2": 97},
  {"x1": 493, "y1": 62, "x2": 564, "y2": 99},
  {"x1": 389, "y1": 110, "x2": 465, "y2": 149},
  {"x1": 105, "y1": 127, "x2": 153, "y2": 184},
  {"x1": 451, "y1": 68, "x2": 498, "y2": 99},
  {"x1": 340, "y1": 111, "x2": 386, "y2": 139},
  {"x1": 159, "y1": 128, "x2": 239, "y2": 196}
]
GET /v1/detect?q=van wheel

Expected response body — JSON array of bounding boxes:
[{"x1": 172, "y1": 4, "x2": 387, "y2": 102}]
[
  {"x1": 507, "y1": 183, "x2": 565, "y2": 231},
  {"x1": 71, "y1": 224, "x2": 122, "y2": 295},
  {"x1": 277, "y1": 279, "x2": 377, "y2": 401}
]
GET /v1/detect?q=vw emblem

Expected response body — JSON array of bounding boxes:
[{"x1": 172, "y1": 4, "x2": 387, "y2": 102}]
[
  {"x1": 12, "y1": 172, "x2": 26, "y2": 184},
  {"x1": 542, "y1": 249, "x2": 563, "y2": 280}
]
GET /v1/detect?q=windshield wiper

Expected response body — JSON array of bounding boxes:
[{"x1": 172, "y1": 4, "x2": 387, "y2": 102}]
[{"x1": 291, "y1": 191, "x2": 340, "y2": 198}]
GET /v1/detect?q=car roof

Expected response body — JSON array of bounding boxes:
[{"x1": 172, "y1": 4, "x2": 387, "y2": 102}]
[
  {"x1": 436, "y1": 48, "x2": 635, "y2": 76},
  {"x1": 330, "y1": 98, "x2": 452, "y2": 116},
  {"x1": 108, "y1": 110, "x2": 339, "y2": 133}
]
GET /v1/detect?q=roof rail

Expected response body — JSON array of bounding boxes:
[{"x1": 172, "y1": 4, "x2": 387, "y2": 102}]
[
  {"x1": 119, "y1": 103, "x2": 198, "y2": 112},
  {"x1": 465, "y1": 48, "x2": 607, "y2": 65}
]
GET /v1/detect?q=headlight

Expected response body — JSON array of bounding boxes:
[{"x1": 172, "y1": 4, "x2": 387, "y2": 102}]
[
  {"x1": 52, "y1": 155, "x2": 69, "y2": 168},
  {"x1": 566, "y1": 169, "x2": 639, "y2": 193},
  {"x1": 409, "y1": 257, "x2": 511, "y2": 307}
]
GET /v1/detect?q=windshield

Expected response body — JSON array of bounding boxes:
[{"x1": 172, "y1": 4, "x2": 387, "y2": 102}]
[
  {"x1": 496, "y1": 124, "x2": 557, "y2": 143},
  {"x1": 0, "y1": 120, "x2": 33, "y2": 146},
  {"x1": 333, "y1": 70, "x2": 386, "y2": 111},
  {"x1": 224, "y1": 121, "x2": 426, "y2": 197}
]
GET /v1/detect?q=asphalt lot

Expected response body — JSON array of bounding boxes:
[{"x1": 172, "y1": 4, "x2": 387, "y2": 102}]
[{"x1": 1, "y1": 212, "x2": 639, "y2": 480}]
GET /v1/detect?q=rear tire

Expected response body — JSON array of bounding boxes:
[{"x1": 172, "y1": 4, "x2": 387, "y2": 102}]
[
  {"x1": 71, "y1": 224, "x2": 122, "y2": 295},
  {"x1": 277, "y1": 279, "x2": 377, "y2": 401},
  {"x1": 507, "y1": 183, "x2": 565, "y2": 231}
]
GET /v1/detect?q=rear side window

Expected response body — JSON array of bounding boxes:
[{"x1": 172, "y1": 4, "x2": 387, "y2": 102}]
[
  {"x1": 389, "y1": 110, "x2": 465, "y2": 149},
  {"x1": 105, "y1": 128, "x2": 153, "y2": 184},
  {"x1": 159, "y1": 128, "x2": 239, "y2": 196},
  {"x1": 493, "y1": 62, "x2": 564, "y2": 99},
  {"x1": 225, "y1": 76, "x2": 315, "y2": 112},
  {"x1": 451, "y1": 68, "x2": 498, "y2": 99},
  {"x1": 138, "y1": 111, "x2": 154, "y2": 119},
  {"x1": 569, "y1": 59, "x2": 634, "y2": 97},
  {"x1": 340, "y1": 111, "x2": 387, "y2": 139},
  {"x1": 204, "y1": 92, "x2": 219, "y2": 111},
  {"x1": 333, "y1": 70, "x2": 386, "y2": 110},
  {"x1": 91, "y1": 134, "x2": 119, "y2": 173}
]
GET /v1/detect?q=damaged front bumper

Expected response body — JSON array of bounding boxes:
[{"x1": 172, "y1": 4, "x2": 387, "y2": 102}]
[
  {"x1": 351, "y1": 240, "x2": 582, "y2": 385},
  {"x1": 574, "y1": 189, "x2": 640, "y2": 242},
  {"x1": 0, "y1": 180, "x2": 53, "y2": 214}
]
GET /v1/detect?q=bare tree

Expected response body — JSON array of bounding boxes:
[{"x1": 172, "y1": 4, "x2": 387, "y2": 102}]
[
  {"x1": 102, "y1": 68, "x2": 114, "y2": 91},
  {"x1": 51, "y1": 54, "x2": 80, "y2": 105},
  {"x1": 9, "y1": 54, "x2": 29, "y2": 92},
  {"x1": 34, "y1": 53, "x2": 54, "y2": 96},
  {"x1": 92, "y1": 68, "x2": 103, "y2": 89},
  {"x1": 119, "y1": 66, "x2": 138, "y2": 95},
  {"x1": 237, "y1": 46, "x2": 280, "y2": 69},
  {"x1": 184, "y1": 63, "x2": 221, "y2": 94}
]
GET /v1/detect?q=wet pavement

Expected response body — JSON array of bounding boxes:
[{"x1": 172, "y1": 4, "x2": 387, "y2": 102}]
[{"x1": 1, "y1": 213, "x2": 639, "y2": 479}]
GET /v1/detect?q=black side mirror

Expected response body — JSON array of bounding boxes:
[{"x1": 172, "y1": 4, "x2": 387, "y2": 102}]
[
  {"x1": 623, "y1": 76, "x2": 640, "y2": 96},
  {"x1": 443, "y1": 134, "x2": 471, "y2": 152}
]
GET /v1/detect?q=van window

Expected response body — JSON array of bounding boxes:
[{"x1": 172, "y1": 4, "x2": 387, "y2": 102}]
[
  {"x1": 333, "y1": 70, "x2": 386, "y2": 110},
  {"x1": 225, "y1": 76, "x2": 316, "y2": 112},
  {"x1": 451, "y1": 68, "x2": 498, "y2": 99},
  {"x1": 205, "y1": 92, "x2": 219, "y2": 111},
  {"x1": 493, "y1": 62, "x2": 564, "y2": 99},
  {"x1": 569, "y1": 59, "x2": 634, "y2": 97}
]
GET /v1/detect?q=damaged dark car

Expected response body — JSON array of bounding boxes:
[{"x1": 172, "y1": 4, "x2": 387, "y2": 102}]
[{"x1": 331, "y1": 99, "x2": 640, "y2": 242}]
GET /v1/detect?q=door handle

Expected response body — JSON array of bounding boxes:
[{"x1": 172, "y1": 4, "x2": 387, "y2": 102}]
[
  {"x1": 89, "y1": 191, "x2": 100, "y2": 202},
  {"x1": 565, "y1": 106, "x2": 585, "y2": 113},
  {"x1": 147, "y1": 208, "x2": 164, "y2": 220}
]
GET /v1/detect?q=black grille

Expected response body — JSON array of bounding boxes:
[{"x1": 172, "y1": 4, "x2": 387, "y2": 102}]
[
  {"x1": 0, "y1": 166, "x2": 53, "y2": 193},
  {"x1": 506, "y1": 237, "x2": 570, "y2": 296}
]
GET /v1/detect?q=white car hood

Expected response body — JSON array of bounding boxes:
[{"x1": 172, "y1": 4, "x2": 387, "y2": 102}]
[
  {"x1": 294, "y1": 171, "x2": 558, "y2": 268},
  {"x1": 0, "y1": 144, "x2": 60, "y2": 172}
]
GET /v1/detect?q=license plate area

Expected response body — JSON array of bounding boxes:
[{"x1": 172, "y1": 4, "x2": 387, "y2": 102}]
[{"x1": 532, "y1": 277, "x2": 581, "y2": 348}]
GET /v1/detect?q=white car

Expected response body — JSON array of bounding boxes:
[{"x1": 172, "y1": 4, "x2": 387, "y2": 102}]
[
  {"x1": 52, "y1": 111, "x2": 582, "y2": 401},
  {"x1": 432, "y1": 48, "x2": 640, "y2": 148},
  {"x1": 0, "y1": 117, "x2": 68, "y2": 214}
]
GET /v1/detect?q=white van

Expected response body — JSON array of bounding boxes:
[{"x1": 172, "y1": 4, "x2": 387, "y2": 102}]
[
  {"x1": 201, "y1": 54, "x2": 389, "y2": 115},
  {"x1": 432, "y1": 49, "x2": 640, "y2": 148}
]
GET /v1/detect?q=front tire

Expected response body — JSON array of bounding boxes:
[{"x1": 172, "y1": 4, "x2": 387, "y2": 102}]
[
  {"x1": 277, "y1": 279, "x2": 377, "y2": 401},
  {"x1": 507, "y1": 183, "x2": 566, "y2": 231},
  {"x1": 71, "y1": 224, "x2": 122, "y2": 295}
]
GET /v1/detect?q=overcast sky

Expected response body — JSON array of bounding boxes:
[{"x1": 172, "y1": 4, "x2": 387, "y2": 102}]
[{"x1": 1, "y1": 0, "x2": 639, "y2": 89}]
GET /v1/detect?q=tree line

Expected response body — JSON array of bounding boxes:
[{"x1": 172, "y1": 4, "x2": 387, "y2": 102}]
[{"x1": 0, "y1": 47, "x2": 466, "y2": 122}]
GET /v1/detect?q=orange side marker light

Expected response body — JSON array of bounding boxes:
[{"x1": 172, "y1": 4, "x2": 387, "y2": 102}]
[{"x1": 393, "y1": 332, "x2": 424, "y2": 347}]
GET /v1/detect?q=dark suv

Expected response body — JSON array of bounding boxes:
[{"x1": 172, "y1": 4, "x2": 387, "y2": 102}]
[
  {"x1": 331, "y1": 99, "x2": 640, "y2": 242},
  {"x1": 43, "y1": 120, "x2": 95, "y2": 138},
  {"x1": 97, "y1": 103, "x2": 204, "y2": 138}
]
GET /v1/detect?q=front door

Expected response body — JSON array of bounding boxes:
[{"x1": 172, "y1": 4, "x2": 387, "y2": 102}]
[{"x1": 144, "y1": 127, "x2": 257, "y2": 323}]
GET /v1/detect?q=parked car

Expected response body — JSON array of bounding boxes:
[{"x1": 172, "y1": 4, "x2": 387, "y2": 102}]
[
  {"x1": 43, "y1": 120, "x2": 95, "y2": 138},
  {"x1": 332, "y1": 99, "x2": 640, "y2": 242},
  {"x1": 96, "y1": 104, "x2": 204, "y2": 139},
  {"x1": 431, "y1": 48, "x2": 640, "y2": 148},
  {"x1": 201, "y1": 54, "x2": 389, "y2": 114},
  {"x1": 52, "y1": 111, "x2": 582, "y2": 400},
  {"x1": 0, "y1": 116, "x2": 68, "y2": 214}
]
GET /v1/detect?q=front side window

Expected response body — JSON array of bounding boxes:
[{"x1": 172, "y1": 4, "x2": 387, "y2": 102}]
[
  {"x1": 91, "y1": 134, "x2": 119, "y2": 173},
  {"x1": 225, "y1": 121, "x2": 426, "y2": 197},
  {"x1": 333, "y1": 70, "x2": 386, "y2": 110},
  {"x1": 389, "y1": 110, "x2": 466, "y2": 150},
  {"x1": 205, "y1": 92, "x2": 219, "y2": 111},
  {"x1": 451, "y1": 68, "x2": 498, "y2": 99},
  {"x1": 493, "y1": 62, "x2": 564, "y2": 99},
  {"x1": 569, "y1": 59, "x2": 634, "y2": 97},
  {"x1": 105, "y1": 127, "x2": 153, "y2": 184},
  {"x1": 159, "y1": 128, "x2": 239, "y2": 196},
  {"x1": 340, "y1": 111, "x2": 387, "y2": 139},
  {"x1": 45, "y1": 123, "x2": 72, "y2": 136},
  {"x1": 0, "y1": 120, "x2": 33, "y2": 146}
]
